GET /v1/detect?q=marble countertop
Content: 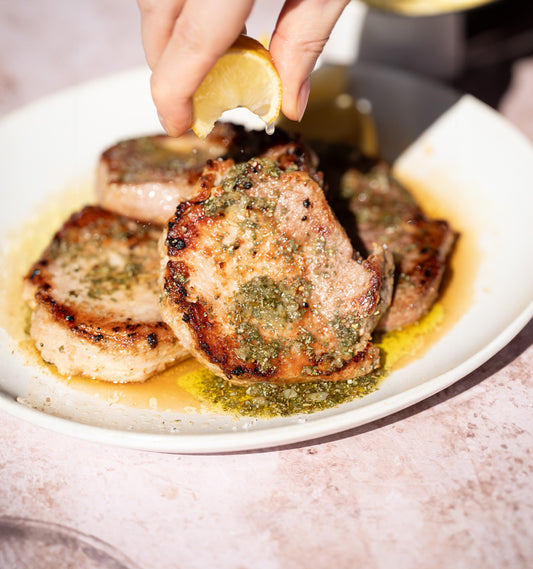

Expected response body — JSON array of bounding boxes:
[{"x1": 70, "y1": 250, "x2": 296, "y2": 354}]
[{"x1": 1, "y1": 2, "x2": 532, "y2": 568}]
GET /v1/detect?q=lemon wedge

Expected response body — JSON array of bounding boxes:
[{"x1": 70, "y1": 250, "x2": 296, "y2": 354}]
[
  {"x1": 191, "y1": 35, "x2": 282, "y2": 139},
  {"x1": 363, "y1": 0, "x2": 494, "y2": 16}
]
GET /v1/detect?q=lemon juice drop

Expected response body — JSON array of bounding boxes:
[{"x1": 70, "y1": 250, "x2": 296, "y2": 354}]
[{"x1": 265, "y1": 122, "x2": 275, "y2": 136}]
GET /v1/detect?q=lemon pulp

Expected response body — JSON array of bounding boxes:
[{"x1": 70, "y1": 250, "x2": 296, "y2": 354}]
[{"x1": 192, "y1": 35, "x2": 282, "y2": 138}]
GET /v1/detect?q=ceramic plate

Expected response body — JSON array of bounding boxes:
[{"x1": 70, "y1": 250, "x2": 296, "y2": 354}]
[
  {"x1": 1, "y1": 65, "x2": 532, "y2": 453},
  {"x1": 0, "y1": 517, "x2": 140, "y2": 569}
]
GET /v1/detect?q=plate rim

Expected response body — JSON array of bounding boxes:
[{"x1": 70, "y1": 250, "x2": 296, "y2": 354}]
[
  {"x1": 1, "y1": 301, "x2": 531, "y2": 454},
  {"x1": 1, "y1": 64, "x2": 532, "y2": 454}
]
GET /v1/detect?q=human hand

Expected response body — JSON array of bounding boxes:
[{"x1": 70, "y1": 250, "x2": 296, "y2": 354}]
[{"x1": 137, "y1": 0, "x2": 350, "y2": 137}]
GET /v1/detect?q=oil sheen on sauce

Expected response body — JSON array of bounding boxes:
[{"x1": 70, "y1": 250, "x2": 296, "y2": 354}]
[{"x1": 0, "y1": 177, "x2": 479, "y2": 419}]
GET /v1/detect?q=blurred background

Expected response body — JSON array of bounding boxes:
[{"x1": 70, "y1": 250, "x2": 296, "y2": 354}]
[
  {"x1": 248, "y1": 0, "x2": 533, "y2": 109},
  {"x1": 454, "y1": 0, "x2": 533, "y2": 106},
  {"x1": 1, "y1": 0, "x2": 533, "y2": 117}
]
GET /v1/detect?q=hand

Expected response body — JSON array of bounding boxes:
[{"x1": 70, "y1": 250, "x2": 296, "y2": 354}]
[{"x1": 137, "y1": 0, "x2": 350, "y2": 136}]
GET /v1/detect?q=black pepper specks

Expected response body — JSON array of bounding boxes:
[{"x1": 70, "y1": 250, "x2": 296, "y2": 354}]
[
  {"x1": 147, "y1": 333, "x2": 158, "y2": 349},
  {"x1": 182, "y1": 312, "x2": 190, "y2": 323},
  {"x1": 303, "y1": 198, "x2": 311, "y2": 208},
  {"x1": 168, "y1": 237, "x2": 186, "y2": 250}
]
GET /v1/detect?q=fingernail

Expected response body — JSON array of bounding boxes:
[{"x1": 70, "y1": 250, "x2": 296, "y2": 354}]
[
  {"x1": 157, "y1": 112, "x2": 168, "y2": 133},
  {"x1": 296, "y1": 76, "x2": 311, "y2": 122}
]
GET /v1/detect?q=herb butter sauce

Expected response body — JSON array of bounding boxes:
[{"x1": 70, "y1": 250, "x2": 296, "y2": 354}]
[{"x1": 0, "y1": 175, "x2": 477, "y2": 419}]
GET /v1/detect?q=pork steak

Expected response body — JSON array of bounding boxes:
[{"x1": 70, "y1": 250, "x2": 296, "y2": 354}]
[
  {"x1": 96, "y1": 122, "x2": 295, "y2": 225},
  {"x1": 24, "y1": 205, "x2": 188, "y2": 382},
  {"x1": 341, "y1": 162, "x2": 456, "y2": 330},
  {"x1": 160, "y1": 156, "x2": 394, "y2": 384}
]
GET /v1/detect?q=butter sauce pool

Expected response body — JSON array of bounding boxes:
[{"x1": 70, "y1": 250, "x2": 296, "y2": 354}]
[{"x1": 0, "y1": 175, "x2": 478, "y2": 419}]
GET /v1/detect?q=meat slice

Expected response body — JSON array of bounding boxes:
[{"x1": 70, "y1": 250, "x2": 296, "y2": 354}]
[
  {"x1": 341, "y1": 162, "x2": 455, "y2": 331},
  {"x1": 96, "y1": 123, "x2": 239, "y2": 225},
  {"x1": 23, "y1": 206, "x2": 188, "y2": 383},
  {"x1": 258, "y1": 141, "x2": 320, "y2": 181},
  {"x1": 96, "y1": 122, "x2": 295, "y2": 225},
  {"x1": 160, "y1": 157, "x2": 394, "y2": 384}
]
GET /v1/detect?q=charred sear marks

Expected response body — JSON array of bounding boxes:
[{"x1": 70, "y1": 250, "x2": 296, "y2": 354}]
[
  {"x1": 342, "y1": 162, "x2": 455, "y2": 330},
  {"x1": 161, "y1": 153, "x2": 394, "y2": 384},
  {"x1": 23, "y1": 205, "x2": 185, "y2": 382},
  {"x1": 33, "y1": 287, "x2": 174, "y2": 349},
  {"x1": 183, "y1": 298, "x2": 278, "y2": 379}
]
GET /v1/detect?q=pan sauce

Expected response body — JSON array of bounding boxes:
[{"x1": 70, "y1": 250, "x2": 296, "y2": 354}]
[{"x1": 1, "y1": 171, "x2": 478, "y2": 418}]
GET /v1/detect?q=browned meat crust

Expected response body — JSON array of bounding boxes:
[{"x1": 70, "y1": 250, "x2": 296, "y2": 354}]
[
  {"x1": 23, "y1": 206, "x2": 188, "y2": 382},
  {"x1": 96, "y1": 122, "x2": 295, "y2": 225},
  {"x1": 160, "y1": 156, "x2": 394, "y2": 384},
  {"x1": 259, "y1": 141, "x2": 321, "y2": 182},
  {"x1": 341, "y1": 162, "x2": 456, "y2": 330}
]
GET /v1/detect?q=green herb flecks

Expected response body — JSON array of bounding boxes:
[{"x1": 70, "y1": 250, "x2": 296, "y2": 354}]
[
  {"x1": 232, "y1": 275, "x2": 311, "y2": 328},
  {"x1": 234, "y1": 322, "x2": 282, "y2": 374},
  {"x1": 300, "y1": 313, "x2": 363, "y2": 376},
  {"x1": 193, "y1": 370, "x2": 382, "y2": 417},
  {"x1": 331, "y1": 312, "x2": 362, "y2": 356},
  {"x1": 83, "y1": 258, "x2": 151, "y2": 300},
  {"x1": 294, "y1": 328, "x2": 316, "y2": 359},
  {"x1": 203, "y1": 158, "x2": 282, "y2": 217}
]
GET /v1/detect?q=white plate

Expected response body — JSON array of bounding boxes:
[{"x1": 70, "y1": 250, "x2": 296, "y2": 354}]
[{"x1": 1, "y1": 65, "x2": 532, "y2": 453}]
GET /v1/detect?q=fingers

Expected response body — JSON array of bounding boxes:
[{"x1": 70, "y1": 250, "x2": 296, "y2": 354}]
[
  {"x1": 147, "y1": 0, "x2": 254, "y2": 136},
  {"x1": 138, "y1": 0, "x2": 349, "y2": 136},
  {"x1": 137, "y1": 0, "x2": 186, "y2": 69},
  {"x1": 270, "y1": 0, "x2": 350, "y2": 121}
]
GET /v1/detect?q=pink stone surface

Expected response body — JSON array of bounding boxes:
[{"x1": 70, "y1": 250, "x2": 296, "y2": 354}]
[{"x1": 1, "y1": 2, "x2": 532, "y2": 568}]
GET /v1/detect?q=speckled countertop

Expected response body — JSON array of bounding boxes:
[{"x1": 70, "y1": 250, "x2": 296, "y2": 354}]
[{"x1": 0, "y1": 2, "x2": 532, "y2": 568}]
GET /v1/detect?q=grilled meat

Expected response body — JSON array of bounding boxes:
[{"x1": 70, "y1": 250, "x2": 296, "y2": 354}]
[
  {"x1": 160, "y1": 156, "x2": 394, "y2": 384},
  {"x1": 259, "y1": 140, "x2": 320, "y2": 181},
  {"x1": 341, "y1": 162, "x2": 455, "y2": 330},
  {"x1": 96, "y1": 123, "x2": 237, "y2": 225},
  {"x1": 23, "y1": 206, "x2": 188, "y2": 382},
  {"x1": 96, "y1": 122, "x2": 294, "y2": 225}
]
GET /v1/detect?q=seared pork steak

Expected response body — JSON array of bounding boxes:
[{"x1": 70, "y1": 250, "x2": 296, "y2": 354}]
[
  {"x1": 341, "y1": 162, "x2": 455, "y2": 331},
  {"x1": 97, "y1": 122, "x2": 294, "y2": 225},
  {"x1": 23, "y1": 206, "x2": 188, "y2": 382},
  {"x1": 160, "y1": 157, "x2": 394, "y2": 384}
]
